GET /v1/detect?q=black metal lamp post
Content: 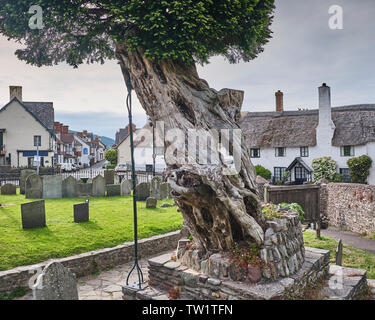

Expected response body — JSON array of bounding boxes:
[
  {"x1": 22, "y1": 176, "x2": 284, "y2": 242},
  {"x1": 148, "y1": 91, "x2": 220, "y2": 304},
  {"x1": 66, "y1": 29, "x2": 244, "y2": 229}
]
[{"x1": 124, "y1": 88, "x2": 146, "y2": 291}]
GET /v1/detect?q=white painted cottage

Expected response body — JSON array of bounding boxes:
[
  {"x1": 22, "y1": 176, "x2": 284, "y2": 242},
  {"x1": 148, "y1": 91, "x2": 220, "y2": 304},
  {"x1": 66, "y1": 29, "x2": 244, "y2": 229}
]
[{"x1": 240, "y1": 84, "x2": 375, "y2": 185}]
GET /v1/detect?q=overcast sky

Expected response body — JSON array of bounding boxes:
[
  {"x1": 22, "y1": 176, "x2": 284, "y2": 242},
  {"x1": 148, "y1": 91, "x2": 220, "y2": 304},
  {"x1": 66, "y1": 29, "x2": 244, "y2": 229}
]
[{"x1": 0, "y1": 0, "x2": 374, "y2": 139}]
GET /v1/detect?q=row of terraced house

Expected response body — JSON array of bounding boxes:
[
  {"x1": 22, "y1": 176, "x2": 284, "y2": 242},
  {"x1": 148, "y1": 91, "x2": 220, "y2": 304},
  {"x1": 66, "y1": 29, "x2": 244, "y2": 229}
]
[{"x1": 0, "y1": 86, "x2": 105, "y2": 169}]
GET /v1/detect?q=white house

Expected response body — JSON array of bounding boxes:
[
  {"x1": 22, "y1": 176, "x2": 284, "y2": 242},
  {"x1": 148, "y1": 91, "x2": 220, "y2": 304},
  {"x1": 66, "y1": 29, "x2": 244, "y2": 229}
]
[
  {"x1": 116, "y1": 123, "x2": 166, "y2": 172},
  {"x1": 240, "y1": 84, "x2": 375, "y2": 185},
  {"x1": 73, "y1": 134, "x2": 91, "y2": 167},
  {"x1": 0, "y1": 86, "x2": 55, "y2": 168}
]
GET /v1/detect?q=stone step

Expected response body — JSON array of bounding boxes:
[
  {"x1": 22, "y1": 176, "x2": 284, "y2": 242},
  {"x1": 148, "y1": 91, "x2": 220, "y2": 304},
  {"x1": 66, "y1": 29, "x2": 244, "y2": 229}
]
[{"x1": 321, "y1": 265, "x2": 368, "y2": 300}]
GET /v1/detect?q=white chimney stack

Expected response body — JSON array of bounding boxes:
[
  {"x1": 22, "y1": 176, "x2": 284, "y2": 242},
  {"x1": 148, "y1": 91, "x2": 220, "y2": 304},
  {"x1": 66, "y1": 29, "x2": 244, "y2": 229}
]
[
  {"x1": 318, "y1": 83, "x2": 335, "y2": 129},
  {"x1": 9, "y1": 86, "x2": 23, "y2": 101}
]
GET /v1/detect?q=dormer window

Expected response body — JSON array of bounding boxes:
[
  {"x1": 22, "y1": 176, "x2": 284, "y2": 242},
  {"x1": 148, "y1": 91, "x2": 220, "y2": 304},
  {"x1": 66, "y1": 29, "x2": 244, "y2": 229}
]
[{"x1": 341, "y1": 146, "x2": 354, "y2": 157}]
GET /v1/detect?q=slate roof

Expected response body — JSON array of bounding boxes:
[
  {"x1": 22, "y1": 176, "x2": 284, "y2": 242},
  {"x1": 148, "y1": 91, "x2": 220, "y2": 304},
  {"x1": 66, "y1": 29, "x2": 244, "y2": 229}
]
[
  {"x1": 23, "y1": 102, "x2": 54, "y2": 130},
  {"x1": 239, "y1": 104, "x2": 375, "y2": 148}
]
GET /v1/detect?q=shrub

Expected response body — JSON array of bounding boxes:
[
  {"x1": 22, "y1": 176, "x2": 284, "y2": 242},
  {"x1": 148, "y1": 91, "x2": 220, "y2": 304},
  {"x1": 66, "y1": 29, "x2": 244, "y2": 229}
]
[
  {"x1": 255, "y1": 165, "x2": 272, "y2": 180},
  {"x1": 104, "y1": 149, "x2": 118, "y2": 166},
  {"x1": 312, "y1": 157, "x2": 338, "y2": 182},
  {"x1": 347, "y1": 155, "x2": 372, "y2": 184},
  {"x1": 105, "y1": 164, "x2": 116, "y2": 169},
  {"x1": 279, "y1": 203, "x2": 305, "y2": 222}
]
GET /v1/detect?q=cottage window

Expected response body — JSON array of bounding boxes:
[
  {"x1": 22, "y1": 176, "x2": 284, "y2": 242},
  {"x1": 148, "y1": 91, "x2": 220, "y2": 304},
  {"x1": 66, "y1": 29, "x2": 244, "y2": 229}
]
[
  {"x1": 34, "y1": 135, "x2": 41, "y2": 147},
  {"x1": 274, "y1": 167, "x2": 286, "y2": 181},
  {"x1": 300, "y1": 146, "x2": 309, "y2": 157},
  {"x1": 341, "y1": 146, "x2": 354, "y2": 157},
  {"x1": 339, "y1": 168, "x2": 351, "y2": 182},
  {"x1": 250, "y1": 148, "x2": 260, "y2": 158},
  {"x1": 275, "y1": 147, "x2": 286, "y2": 157}
]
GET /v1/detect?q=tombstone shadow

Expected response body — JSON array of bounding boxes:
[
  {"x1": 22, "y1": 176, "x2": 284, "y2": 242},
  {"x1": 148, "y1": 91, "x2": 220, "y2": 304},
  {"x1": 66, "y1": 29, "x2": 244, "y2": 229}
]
[{"x1": 74, "y1": 220, "x2": 103, "y2": 231}]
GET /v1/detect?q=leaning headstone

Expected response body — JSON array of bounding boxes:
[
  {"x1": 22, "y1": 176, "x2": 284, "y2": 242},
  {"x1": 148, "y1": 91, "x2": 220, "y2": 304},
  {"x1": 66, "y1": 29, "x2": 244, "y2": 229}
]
[
  {"x1": 150, "y1": 176, "x2": 162, "y2": 200},
  {"x1": 104, "y1": 170, "x2": 115, "y2": 185},
  {"x1": 43, "y1": 176, "x2": 63, "y2": 199},
  {"x1": 106, "y1": 184, "x2": 121, "y2": 197},
  {"x1": 121, "y1": 179, "x2": 131, "y2": 195},
  {"x1": 33, "y1": 262, "x2": 78, "y2": 300},
  {"x1": 77, "y1": 182, "x2": 93, "y2": 197},
  {"x1": 146, "y1": 197, "x2": 157, "y2": 208},
  {"x1": 21, "y1": 200, "x2": 46, "y2": 229},
  {"x1": 1, "y1": 183, "x2": 16, "y2": 195},
  {"x1": 25, "y1": 174, "x2": 43, "y2": 199},
  {"x1": 92, "y1": 175, "x2": 105, "y2": 197},
  {"x1": 160, "y1": 182, "x2": 172, "y2": 199},
  {"x1": 20, "y1": 169, "x2": 36, "y2": 195},
  {"x1": 335, "y1": 239, "x2": 343, "y2": 266},
  {"x1": 74, "y1": 203, "x2": 89, "y2": 223},
  {"x1": 136, "y1": 182, "x2": 150, "y2": 201},
  {"x1": 62, "y1": 176, "x2": 78, "y2": 198}
]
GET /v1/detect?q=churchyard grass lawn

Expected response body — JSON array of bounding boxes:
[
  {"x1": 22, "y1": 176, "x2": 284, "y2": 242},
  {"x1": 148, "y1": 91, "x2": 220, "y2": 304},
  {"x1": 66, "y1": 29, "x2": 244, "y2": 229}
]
[
  {"x1": 0, "y1": 192, "x2": 182, "y2": 271},
  {"x1": 303, "y1": 232, "x2": 375, "y2": 279}
]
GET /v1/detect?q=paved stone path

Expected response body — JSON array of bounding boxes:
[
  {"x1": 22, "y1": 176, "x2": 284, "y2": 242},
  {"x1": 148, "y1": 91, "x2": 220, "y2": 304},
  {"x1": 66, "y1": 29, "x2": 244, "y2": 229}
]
[{"x1": 319, "y1": 227, "x2": 375, "y2": 255}]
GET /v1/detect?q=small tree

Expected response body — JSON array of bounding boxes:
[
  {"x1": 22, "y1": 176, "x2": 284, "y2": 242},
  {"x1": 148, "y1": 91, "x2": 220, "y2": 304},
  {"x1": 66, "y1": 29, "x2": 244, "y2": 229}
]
[
  {"x1": 312, "y1": 157, "x2": 338, "y2": 182},
  {"x1": 347, "y1": 155, "x2": 372, "y2": 184},
  {"x1": 255, "y1": 165, "x2": 272, "y2": 180},
  {"x1": 105, "y1": 149, "x2": 118, "y2": 166}
]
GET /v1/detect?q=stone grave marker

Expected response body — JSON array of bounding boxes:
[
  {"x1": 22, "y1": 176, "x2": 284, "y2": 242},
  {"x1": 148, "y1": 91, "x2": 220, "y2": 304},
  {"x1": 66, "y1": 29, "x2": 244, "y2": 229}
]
[
  {"x1": 33, "y1": 262, "x2": 78, "y2": 300},
  {"x1": 25, "y1": 174, "x2": 43, "y2": 199},
  {"x1": 335, "y1": 239, "x2": 343, "y2": 266},
  {"x1": 104, "y1": 169, "x2": 115, "y2": 185},
  {"x1": 160, "y1": 182, "x2": 172, "y2": 199},
  {"x1": 1, "y1": 183, "x2": 16, "y2": 195},
  {"x1": 121, "y1": 179, "x2": 131, "y2": 195},
  {"x1": 77, "y1": 182, "x2": 93, "y2": 197},
  {"x1": 21, "y1": 200, "x2": 46, "y2": 229},
  {"x1": 146, "y1": 197, "x2": 157, "y2": 208},
  {"x1": 92, "y1": 175, "x2": 105, "y2": 197},
  {"x1": 136, "y1": 182, "x2": 150, "y2": 201},
  {"x1": 20, "y1": 169, "x2": 36, "y2": 195},
  {"x1": 150, "y1": 176, "x2": 162, "y2": 200},
  {"x1": 107, "y1": 184, "x2": 121, "y2": 197},
  {"x1": 43, "y1": 175, "x2": 63, "y2": 199},
  {"x1": 62, "y1": 176, "x2": 78, "y2": 198},
  {"x1": 74, "y1": 203, "x2": 89, "y2": 223}
]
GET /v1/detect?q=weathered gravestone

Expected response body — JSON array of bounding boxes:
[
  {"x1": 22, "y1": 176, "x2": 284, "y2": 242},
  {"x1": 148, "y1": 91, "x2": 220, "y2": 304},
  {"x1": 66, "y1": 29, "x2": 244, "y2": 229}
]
[
  {"x1": 107, "y1": 184, "x2": 121, "y2": 197},
  {"x1": 43, "y1": 175, "x2": 63, "y2": 199},
  {"x1": 21, "y1": 200, "x2": 46, "y2": 229},
  {"x1": 121, "y1": 179, "x2": 131, "y2": 195},
  {"x1": 136, "y1": 182, "x2": 150, "y2": 201},
  {"x1": 25, "y1": 174, "x2": 43, "y2": 199},
  {"x1": 62, "y1": 176, "x2": 78, "y2": 198},
  {"x1": 114, "y1": 174, "x2": 121, "y2": 185},
  {"x1": 104, "y1": 170, "x2": 115, "y2": 185},
  {"x1": 146, "y1": 197, "x2": 157, "y2": 208},
  {"x1": 92, "y1": 175, "x2": 106, "y2": 197},
  {"x1": 20, "y1": 169, "x2": 36, "y2": 195},
  {"x1": 160, "y1": 182, "x2": 172, "y2": 200},
  {"x1": 0, "y1": 183, "x2": 16, "y2": 195},
  {"x1": 33, "y1": 262, "x2": 78, "y2": 300},
  {"x1": 150, "y1": 176, "x2": 162, "y2": 200},
  {"x1": 77, "y1": 182, "x2": 93, "y2": 197},
  {"x1": 74, "y1": 203, "x2": 89, "y2": 223},
  {"x1": 336, "y1": 239, "x2": 343, "y2": 266}
]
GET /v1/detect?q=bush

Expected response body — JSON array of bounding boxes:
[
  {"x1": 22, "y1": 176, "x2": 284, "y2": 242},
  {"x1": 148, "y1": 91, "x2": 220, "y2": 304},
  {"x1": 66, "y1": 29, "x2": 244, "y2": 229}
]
[
  {"x1": 347, "y1": 155, "x2": 372, "y2": 184},
  {"x1": 279, "y1": 203, "x2": 305, "y2": 222},
  {"x1": 105, "y1": 149, "x2": 118, "y2": 165},
  {"x1": 255, "y1": 165, "x2": 272, "y2": 180},
  {"x1": 105, "y1": 164, "x2": 116, "y2": 169},
  {"x1": 312, "y1": 157, "x2": 338, "y2": 182}
]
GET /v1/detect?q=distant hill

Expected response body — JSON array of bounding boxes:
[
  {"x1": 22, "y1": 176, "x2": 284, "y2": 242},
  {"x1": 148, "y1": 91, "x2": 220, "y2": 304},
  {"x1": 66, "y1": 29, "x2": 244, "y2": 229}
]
[{"x1": 68, "y1": 130, "x2": 115, "y2": 149}]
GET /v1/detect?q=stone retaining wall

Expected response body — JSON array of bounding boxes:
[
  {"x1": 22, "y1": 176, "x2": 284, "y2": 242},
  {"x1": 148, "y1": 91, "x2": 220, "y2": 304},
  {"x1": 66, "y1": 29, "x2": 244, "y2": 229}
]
[
  {"x1": 321, "y1": 183, "x2": 375, "y2": 235},
  {"x1": 0, "y1": 231, "x2": 181, "y2": 294},
  {"x1": 146, "y1": 247, "x2": 330, "y2": 300}
]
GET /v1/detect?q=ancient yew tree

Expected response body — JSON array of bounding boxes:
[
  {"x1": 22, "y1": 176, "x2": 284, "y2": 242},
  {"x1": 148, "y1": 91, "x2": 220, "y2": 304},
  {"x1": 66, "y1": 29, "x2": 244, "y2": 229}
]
[{"x1": 1, "y1": 0, "x2": 275, "y2": 252}]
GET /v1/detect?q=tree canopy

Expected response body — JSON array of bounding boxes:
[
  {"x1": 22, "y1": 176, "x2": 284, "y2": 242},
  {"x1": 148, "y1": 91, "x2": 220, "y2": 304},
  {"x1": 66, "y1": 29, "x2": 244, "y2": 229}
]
[{"x1": 0, "y1": 0, "x2": 275, "y2": 67}]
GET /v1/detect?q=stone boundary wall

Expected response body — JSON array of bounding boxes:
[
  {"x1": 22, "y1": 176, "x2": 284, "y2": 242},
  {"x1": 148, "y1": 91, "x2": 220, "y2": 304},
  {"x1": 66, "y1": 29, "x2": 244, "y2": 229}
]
[
  {"x1": 0, "y1": 231, "x2": 181, "y2": 294},
  {"x1": 321, "y1": 183, "x2": 375, "y2": 235}
]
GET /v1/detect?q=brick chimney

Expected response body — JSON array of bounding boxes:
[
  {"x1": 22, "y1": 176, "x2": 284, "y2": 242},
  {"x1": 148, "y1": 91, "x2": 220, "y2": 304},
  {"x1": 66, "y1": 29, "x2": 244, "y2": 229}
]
[
  {"x1": 275, "y1": 90, "x2": 283, "y2": 112},
  {"x1": 62, "y1": 125, "x2": 69, "y2": 134},
  {"x1": 10, "y1": 86, "x2": 23, "y2": 101}
]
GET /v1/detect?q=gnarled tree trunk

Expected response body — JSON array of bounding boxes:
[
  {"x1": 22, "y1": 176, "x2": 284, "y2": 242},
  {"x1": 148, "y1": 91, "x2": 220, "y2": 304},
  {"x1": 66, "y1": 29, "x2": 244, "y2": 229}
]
[{"x1": 115, "y1": 43, "x2": 266, "y2": 254}]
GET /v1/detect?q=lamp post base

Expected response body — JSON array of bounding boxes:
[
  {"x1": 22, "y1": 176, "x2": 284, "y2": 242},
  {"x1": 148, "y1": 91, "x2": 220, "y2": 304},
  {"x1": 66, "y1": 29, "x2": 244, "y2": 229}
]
[{"x1": 122, "y1": 282, "x2": 148, "y2": 300}]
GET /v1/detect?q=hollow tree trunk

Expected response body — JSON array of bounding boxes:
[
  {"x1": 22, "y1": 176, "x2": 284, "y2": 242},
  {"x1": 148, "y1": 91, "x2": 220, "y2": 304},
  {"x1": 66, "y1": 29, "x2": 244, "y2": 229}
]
[{"x1": 115, "y1": 43, "x2": 266, "y2": 253}]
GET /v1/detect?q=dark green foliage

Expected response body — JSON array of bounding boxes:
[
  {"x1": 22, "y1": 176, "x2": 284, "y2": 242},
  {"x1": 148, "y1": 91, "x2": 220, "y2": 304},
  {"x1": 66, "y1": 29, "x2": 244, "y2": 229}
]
[
  {"x1": 347, "y1": 155, "x2": 372, "y2": 184},
  {"x1": 279, "y1": 202, "x2": 305, "y2": 222},
  {"x1": 0, "y1": 0, "x2": 275, "y2": 67},
  {"x1": 0, "y1": 287, "x2": 27, "y2": 300},
  {"x1": 104, "y1": 149, "x2": 117, "y2": 165},
  {"x1": 255, "y1": 164, "x2": 271, "y2": 180}
]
